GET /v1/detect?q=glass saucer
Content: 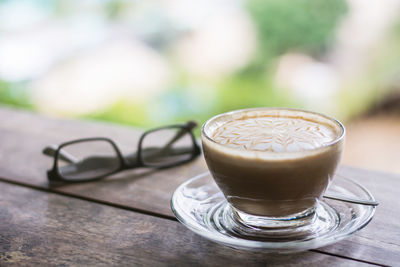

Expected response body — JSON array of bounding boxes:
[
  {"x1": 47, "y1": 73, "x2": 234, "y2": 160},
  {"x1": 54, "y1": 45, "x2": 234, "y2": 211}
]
[{"x1": 171, "y1": 172, "x2": 376, "y2": 253}]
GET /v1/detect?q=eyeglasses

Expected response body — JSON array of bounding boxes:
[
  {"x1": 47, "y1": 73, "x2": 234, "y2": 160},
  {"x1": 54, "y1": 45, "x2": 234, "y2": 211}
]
[{"x1": 43, "y1": 121, "x2": 201, "y2": 183}]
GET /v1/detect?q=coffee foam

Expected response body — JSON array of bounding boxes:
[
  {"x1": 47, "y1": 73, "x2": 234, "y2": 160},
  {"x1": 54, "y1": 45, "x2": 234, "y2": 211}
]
[
  {"x1": 203, "y1": 108, "x2": 343, "y2": 160},
  {"x1": 211, "y1": 116, "x2": 337, "y2": 152}
]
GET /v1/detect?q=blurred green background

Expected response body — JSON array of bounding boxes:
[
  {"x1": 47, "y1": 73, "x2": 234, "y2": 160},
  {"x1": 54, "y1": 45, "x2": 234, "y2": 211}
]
[{"x1": 1, "y1": 0, "x2": 400, "y2": 133}]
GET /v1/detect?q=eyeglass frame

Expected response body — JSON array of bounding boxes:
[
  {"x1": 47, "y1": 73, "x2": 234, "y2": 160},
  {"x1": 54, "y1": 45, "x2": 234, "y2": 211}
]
[{"x1": 44, "y1": 121, "x2": 201, "y2": 183}]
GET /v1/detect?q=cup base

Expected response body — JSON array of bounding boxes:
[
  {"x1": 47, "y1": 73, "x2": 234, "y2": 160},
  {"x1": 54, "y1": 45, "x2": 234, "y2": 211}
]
[
  {"x1": 209, "y1": 200, "x2": 339, "y2": 241},
  {"x1": 232, "y1": 206, "x2": 316, "y2": 230}
]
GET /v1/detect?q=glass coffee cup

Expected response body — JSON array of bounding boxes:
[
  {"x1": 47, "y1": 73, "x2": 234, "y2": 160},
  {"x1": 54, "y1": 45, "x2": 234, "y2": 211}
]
[{"x1": 201, "y1": 108, "x2": 345, "y2": 228}]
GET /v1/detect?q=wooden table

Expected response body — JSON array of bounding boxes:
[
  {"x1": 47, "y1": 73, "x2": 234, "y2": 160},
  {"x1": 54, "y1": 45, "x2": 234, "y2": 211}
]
[{"x1": 0, "y1": 106, "x2": 399, "y2": 266}]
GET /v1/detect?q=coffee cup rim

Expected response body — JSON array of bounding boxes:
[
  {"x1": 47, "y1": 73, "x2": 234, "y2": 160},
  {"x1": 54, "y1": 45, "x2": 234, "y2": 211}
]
[{"x1": 201, "y1": 107, "x2": 345, "y2": 156}]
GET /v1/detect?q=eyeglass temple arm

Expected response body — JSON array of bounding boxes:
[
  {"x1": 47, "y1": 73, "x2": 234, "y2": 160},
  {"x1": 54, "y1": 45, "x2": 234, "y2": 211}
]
[
  {"x1": 42, "y1": 145, "x2": 79, "y2": 164},
  {"x1": 161, "y1": 121, "x2": 198, "y2": 152}
]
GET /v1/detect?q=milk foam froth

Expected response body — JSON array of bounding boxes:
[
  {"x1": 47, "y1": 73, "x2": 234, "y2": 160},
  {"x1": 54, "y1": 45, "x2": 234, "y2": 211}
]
[{"x1": 211, "y1": 116, "x2": 338, "y2": 152}]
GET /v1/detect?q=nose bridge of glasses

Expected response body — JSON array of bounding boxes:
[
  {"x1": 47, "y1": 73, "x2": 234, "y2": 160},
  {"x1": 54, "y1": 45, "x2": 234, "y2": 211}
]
[{"x1": 124, "y1": 151, "x2": 140, "y2": 167}]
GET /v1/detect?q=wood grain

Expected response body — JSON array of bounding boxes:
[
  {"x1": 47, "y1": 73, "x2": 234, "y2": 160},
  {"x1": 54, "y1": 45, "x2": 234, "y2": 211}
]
[
  {"x1": 0, "y1": 106, "x2": 399, "y2": 265},
  {"x1": 0, "y1": 181, "x2": 372, "y2": 266}
]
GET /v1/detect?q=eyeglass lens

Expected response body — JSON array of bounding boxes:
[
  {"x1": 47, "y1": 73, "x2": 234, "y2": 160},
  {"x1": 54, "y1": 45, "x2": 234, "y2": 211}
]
[
  {"x1": 57, "y1": 140, "x2": 121, "y2": 180},
  {"x1": 141, "y1": 127, "x2": 195, "y2": 167}
]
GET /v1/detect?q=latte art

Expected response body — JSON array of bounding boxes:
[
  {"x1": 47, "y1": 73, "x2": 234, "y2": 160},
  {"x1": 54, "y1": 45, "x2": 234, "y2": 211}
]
[{"x1": 211, "y1": 116, "x2": 338, "y2": 152}]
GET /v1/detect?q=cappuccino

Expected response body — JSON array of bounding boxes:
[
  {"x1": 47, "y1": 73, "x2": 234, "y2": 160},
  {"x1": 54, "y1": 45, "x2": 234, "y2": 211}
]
[{"x1": 202, "y1": 108, "x2": 344, "y2": 217}]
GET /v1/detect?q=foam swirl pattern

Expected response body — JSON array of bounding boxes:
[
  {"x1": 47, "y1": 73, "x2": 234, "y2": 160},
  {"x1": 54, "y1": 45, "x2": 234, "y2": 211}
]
[{"x1": 212, "y1": 116, "x2": 338, "y2": 152}]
